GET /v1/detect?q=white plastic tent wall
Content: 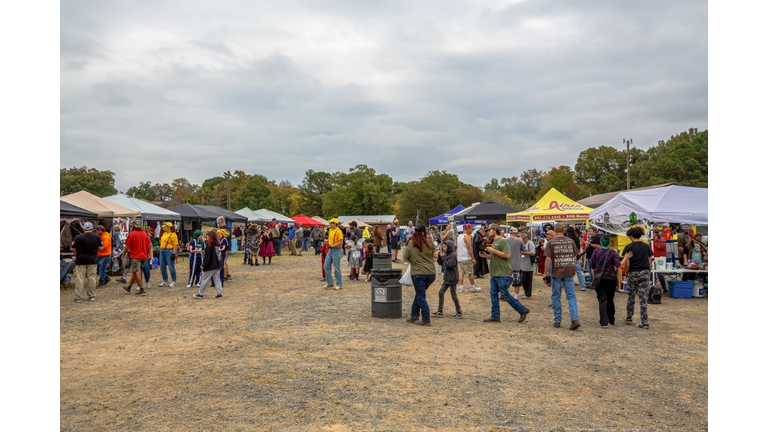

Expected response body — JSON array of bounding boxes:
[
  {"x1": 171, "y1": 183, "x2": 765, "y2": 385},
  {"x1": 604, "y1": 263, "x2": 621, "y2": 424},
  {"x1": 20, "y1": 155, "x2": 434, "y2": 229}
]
[{"x1": 589, "y1": 185, "x2": 708, "y2": 225}]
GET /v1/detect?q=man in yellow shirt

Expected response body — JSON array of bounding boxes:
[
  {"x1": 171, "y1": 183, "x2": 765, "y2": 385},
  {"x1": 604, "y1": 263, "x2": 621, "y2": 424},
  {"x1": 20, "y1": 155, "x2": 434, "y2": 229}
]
[
  {"x1": 158, "y1": 222, "x2": 179, "y2": 287},
  {"x1": 323, "y1": 218, "x2": 345, "y2": 290}
]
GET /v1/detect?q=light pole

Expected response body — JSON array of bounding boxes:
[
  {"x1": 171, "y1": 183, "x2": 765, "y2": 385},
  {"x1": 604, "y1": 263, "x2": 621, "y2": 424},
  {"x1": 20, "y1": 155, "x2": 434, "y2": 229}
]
[
  {"x1": 223, "y1": 171, "x2": 232, "y2": 210},
  {"x1": 623, "y1": 138, "x2": 632, "y2": 190}
]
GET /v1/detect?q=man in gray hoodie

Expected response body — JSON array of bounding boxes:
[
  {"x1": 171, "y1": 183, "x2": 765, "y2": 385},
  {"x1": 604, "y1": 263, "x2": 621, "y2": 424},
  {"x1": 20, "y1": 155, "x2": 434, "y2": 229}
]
[{"x1": 433, "y1": 240, "x2": 463, "y2": 318}]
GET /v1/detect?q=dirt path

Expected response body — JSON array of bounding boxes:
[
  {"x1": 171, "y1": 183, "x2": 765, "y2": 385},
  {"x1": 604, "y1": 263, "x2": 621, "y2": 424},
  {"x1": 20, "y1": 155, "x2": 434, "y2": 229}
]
[{"x1": 61, "y1": 252, "x2": 708, "y2": 431}]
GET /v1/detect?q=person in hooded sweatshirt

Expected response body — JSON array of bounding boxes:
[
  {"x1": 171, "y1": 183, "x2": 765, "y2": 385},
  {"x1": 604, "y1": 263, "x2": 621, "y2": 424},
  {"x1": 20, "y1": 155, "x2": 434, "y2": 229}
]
[{"x1": 433, "y1": 240, "x2": 463, "y2": 318}]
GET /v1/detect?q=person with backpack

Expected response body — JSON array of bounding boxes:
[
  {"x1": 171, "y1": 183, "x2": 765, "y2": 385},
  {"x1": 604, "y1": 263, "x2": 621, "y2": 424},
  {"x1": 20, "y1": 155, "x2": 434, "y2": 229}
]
[
  {"x1": 432, "y1": 240, "x2": 462, "y2": 318},
  {"x1": 194, "y1": 229, "x2": 223, "y2": 299},
  {"x1": 589, "y1": 235, "x2": 622, "y2": 328}
]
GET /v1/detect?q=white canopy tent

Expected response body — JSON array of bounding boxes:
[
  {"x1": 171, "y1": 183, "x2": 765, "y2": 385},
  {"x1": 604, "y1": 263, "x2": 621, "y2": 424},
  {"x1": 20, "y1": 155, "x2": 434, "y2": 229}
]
[
  {"x1": 235, "y1": 207, "x2": 293, "y2": 224},
  {"x1": 589, "y1": 185, "x2": 708, "y2": 226},
  {"x1": 104, "y1": 194, "x2": 181, "y2": 220}
]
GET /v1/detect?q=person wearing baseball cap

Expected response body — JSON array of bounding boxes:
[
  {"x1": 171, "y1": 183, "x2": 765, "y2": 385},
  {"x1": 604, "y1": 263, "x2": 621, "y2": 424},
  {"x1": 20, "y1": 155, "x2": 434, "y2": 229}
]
[
  {"x1": 70, "y1": 221, "x2": 104, "y2": 302},
  {"x1": 158, "y1": 222, "x2": 180, "y2": 287},
  {"x1": 323, "y1": 218, "x2": 344, "y2": 290},
  {"x1": 478, "y1": 223, "x2": 530, "y2": 324}
]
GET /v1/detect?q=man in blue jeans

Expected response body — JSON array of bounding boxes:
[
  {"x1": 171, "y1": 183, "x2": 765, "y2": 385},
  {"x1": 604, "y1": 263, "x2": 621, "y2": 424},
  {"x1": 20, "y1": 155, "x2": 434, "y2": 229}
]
[
  {"x1": 322, "y1": 218, "x2": 345, "y2": 290},
  {"x1": 480, "y1": 224, "x2": 530, "y2": 323},
  {"x1": 543, "y1": 222, "x2": 581, "y2": 330}
]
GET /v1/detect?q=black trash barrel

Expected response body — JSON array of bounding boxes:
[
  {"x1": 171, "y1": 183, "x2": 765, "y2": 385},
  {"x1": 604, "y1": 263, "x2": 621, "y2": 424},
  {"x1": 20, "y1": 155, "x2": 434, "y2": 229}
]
[
  {"x1": 372, "y1": 253, "x2": 392, "y2": 269},
  {"x1": 371, "y1": 269, "x2": 402, "y2": 318}
]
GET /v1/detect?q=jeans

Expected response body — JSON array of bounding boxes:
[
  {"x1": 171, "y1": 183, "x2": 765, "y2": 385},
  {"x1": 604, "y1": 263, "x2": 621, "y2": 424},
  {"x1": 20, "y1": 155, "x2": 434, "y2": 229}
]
[
  {"x1": 303, "y1": 237, "x2": 310, "y2": 251},
  {"x1": 143, "y1": 258, "x2": 151, "y2": 284},
  {"x1": 97, "y1": 256, "x2": 110, "y2": 285},
  {"x1": 324, "y1": 248, "x2": 344, "y2": 287},
  {"x1": 159, "y1": 249, "x2": 176, "y2": 282},
  {"x1": 551, "y1": 277, "x2": 579, "y2": 323},
  {"x1": 574, "y1": 260, "x2": 586, "y2": 287},
  {"x1": 387, "y1": 243, "x2": 391, "y2": 254},
  {"x1": 490, "y1": 276, "x2": 528, "y2": 319},
  {"x1": 375, "y1": 245, "x2": 380, "y2": 253},
  {"x1": 410, "y1": 274, "x2": 436, "y2": 322},
  {"x1": 275, "y1": 238, "x2": 282, "y2": 256}
]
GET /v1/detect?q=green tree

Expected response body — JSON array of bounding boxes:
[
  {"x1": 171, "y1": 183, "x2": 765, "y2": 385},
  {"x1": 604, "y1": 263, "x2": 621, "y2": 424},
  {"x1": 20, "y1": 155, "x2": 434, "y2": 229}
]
[
  {"x1": 151, "y1": 183, "x2": 173, "y2": 201},
  {"x1": 574, "y1": 146, "x2": 627, "y2": 194},
  {"x1": 126, "y1": 181, "x2": 157, "y2": 201},
  {"x1": 633, "y1": 128, "x2": 708, "y2": 188},
  {"x1": 60, "y1": 166, "x2": 117, "y2": 197},
  {"x1": 396, "y1": 170, "x2": 484, "y2": 224},
  {"x1": 298, "y1": 170, "x2": 336, "y2": 216},
  {"x1": 321, "y1": 165, "x2": 394, "y2": 217},
  {"x1": 233, "y1": 174, "x2": 275, "y2": 211},
  {"x1": 539, "y1": 166, "x2": 587, "y2": 200},
  {"x1": 268, "y1": 180, "x2": 298, "y2": 215},
  {"x1": 202, "y1": 176, "x2": 225, "y2": 190},
  {"x1": 170, "y1": 178, "x2": 199, "y2": 205}
]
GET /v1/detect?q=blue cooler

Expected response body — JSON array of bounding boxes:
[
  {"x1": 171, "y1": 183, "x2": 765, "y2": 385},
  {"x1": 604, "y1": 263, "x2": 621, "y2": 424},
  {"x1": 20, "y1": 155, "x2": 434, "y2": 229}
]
[{"x1": 668, "y1": 280, "x2": 693, "y2": 299}]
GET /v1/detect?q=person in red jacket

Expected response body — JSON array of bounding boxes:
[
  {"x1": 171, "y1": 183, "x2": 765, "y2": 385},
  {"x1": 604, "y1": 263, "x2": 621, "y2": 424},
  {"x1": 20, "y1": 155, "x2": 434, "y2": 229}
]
[
  {"x1": 121, "y1": 220, "x2": 151, "y2": 296},
  {"x1": 319, "y1": 237, "x2": 330, "y2": 281}
]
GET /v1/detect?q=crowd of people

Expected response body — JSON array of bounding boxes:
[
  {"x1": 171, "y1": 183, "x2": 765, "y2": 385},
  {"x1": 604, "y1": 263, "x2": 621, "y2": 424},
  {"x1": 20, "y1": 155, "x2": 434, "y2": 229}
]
[{"x1": 68, "y1": 213, "x2": 703, "y2": 331}]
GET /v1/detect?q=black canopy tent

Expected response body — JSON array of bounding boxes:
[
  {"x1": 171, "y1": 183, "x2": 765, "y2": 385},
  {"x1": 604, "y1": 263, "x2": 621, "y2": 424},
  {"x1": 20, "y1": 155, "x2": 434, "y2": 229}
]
[
  {"x1": 167, "y1": 204, "x2": 248, "y2": 243},
  {"x1": 60, "y1": 200, "x2": 98, "y2": 219},
  {"x1": 448, "y1": 200, "x2": 519, "y2": 221}
]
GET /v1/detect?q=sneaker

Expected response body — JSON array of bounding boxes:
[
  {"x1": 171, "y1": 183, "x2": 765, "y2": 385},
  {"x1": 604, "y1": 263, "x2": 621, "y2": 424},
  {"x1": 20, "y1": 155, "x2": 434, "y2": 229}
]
[
  {"x1": 186, "y1": 284, "x2": 192, "y2": 288},
  {"x1": 215, "y1": 294, "x2": 223, "y2": 298},
  {"x1": 483, "y1": 317, "x2": 500, "y2": 323},
  {"x1": 74, "y1": 298, "x2": 84, "y2": 302},
  {"x1": 116, "y1": 277, "x2": 127, "y2": 283},
  {"x1": 169, "y1": 282, "x2": 176, "y2": 287},
  {"x1": 637, "y1": 323, "x2": 649, "y2": 329},
  {"x1": 518, "y1": 308, "x2": 530, "y2": 323},
  {"x1": 158, "y1": 282, "x2": 169, "y2": 287},
  {"x1": 193, "y1": 294, "x2": 203, "y2": 299},
  {"x1": 449, "y1": 313, "x2": 463, "y2": 319},
  {"x1": 225, "y1": 275, "x2": 232, "y2": 281},
  {"x1": 431, "y1": 311, "x2": 444, "y2": 317},
  {"x1": 553, "y1": 322, "x2": 561, "y2": 328},
  {"x1": 136, "y1": 290, "x2": 147, "y2": 296},
  {"x1": 322, "y1": 283, "x2": 334, "y2": 288},
  {"x1": 195, "y1": 283, "x2": 201, "y2": 287},
  {"x1": 334, "y1": 286, "x2": 342, "y2": 290},
  {"x1": 122, "y1": 286, "x2": 131, "y2": 294},
  {"x1": 89, "y1": 297, "x2": 96, "y2": 301},
  {"x1": 623, "y1": 318, "x2": 633, "y2": 325},
  {"x1": 569, "y1": 320, "x2": 581, "y2": 330},
  {"x1": 514, "y1": 294, "x2": 518, "y2": 300},
  {"x1": 405, "y1": 317, "x2": 419, "y2": 323},
  {"x1": 417, "y1": 321, "x2": 431, "y2": 326},
  {"x1": 458, "y1": 287, "x2": 468, "y2": 293},
  {"x1": 470, "y1": 287, "x2": 481, "y2": 292},
  {"x1": 601, "y1": 325, "x2": 609, "y2": 329},
  {"x1": 97, "y1": 283, "x2": 105, "y2": 288},
  {"x1": 581, "y1": 287, "x2": 587, "y2": 291}
]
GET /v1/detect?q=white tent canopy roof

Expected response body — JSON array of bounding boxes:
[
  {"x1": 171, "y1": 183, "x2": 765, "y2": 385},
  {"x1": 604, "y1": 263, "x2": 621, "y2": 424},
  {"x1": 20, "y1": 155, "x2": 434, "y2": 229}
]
[
  {"x1": 104, "y1": 194, "x2": 181, "y2": 220},
  {"x1": 235, "y1": 208, "x2": 293, "y2": 224},
  {"x1": 589, "y1": 186, "x2": 708, "y2": 225}
]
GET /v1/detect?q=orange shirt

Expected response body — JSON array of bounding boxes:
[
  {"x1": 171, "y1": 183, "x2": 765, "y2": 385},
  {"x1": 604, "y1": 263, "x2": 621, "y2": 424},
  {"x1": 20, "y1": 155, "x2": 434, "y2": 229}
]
[{"x1": 98, "y1": 232, "x2": 112, "y2": 257}]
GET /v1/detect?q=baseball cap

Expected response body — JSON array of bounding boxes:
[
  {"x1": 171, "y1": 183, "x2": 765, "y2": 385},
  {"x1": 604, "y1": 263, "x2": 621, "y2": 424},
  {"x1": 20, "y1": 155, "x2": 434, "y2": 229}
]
[
  {"x1": 83, "y1": 221, "x2": 94, "y2": 230},
  {"x1": 163, "y1": 222, "x2": 173, "y2": 227},
  {"x1": 328, "y1": 218, "x2": 339, "y2": 224},
  {"x1": 487, "y1": 223, "x2": 500, "y2": 230},
  {"x1": 509, "y1": 227, "x2": 518, "y2": 233},
  {"x1": 131, "y1": 220, "x2": 141, "y2": 229},
  {"x1": 415, "y1": 224, "x2": 427, "y2": 233}
]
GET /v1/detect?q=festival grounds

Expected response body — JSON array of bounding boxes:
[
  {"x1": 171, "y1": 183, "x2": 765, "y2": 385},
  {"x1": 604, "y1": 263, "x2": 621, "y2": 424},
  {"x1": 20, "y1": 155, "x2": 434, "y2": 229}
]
[{"x1": 60, "y1": 252, "x2": 708, "y2": 431}]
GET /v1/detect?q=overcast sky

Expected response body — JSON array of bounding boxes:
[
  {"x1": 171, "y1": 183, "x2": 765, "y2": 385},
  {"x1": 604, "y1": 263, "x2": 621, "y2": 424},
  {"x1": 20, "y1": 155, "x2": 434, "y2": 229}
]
[{"x1": 60, "y1": 0, "x2": 708, "y2": 193}]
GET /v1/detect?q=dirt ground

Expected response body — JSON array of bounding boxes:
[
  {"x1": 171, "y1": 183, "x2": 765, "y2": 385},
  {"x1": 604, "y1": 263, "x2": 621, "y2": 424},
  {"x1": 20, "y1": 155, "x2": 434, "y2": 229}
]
[{"x1": 60, "y1": 250, "x2": 708, "y2": 431}]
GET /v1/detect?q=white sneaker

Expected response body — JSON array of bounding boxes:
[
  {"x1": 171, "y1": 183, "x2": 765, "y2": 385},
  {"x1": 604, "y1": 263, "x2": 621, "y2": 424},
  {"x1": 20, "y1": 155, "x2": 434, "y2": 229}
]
[
  {"x1": 470, "y1": 286, "x2": 481, "y2": 292},
  {"x1": 514, "y1": 294, "x2": 518, "y2": 300},
  {"x1": 186, "y1": 284, "x2": 192, "y2": 288},
  {"x1": 459, "y1": 288, "x2": 468, "y2": 293},
  {"x1": 169, "y1": 282, "x2": 176, "y2": 287},
  {"x1": 158, "y1": 282, "x2": 169, "y2": 287},
  {"x1": 323, "y1": 283, "x2": 334, "y2": 288},
  {"x1": 334, "y1": 286, "x2": 342, "y2": 290},
  {"x1": 195, "y1": 283, "x2": 200, "y2": 287}
]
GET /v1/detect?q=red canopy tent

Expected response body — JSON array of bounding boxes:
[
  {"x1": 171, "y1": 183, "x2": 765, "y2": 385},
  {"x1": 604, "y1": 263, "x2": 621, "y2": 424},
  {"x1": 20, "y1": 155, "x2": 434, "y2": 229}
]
[{"x1": 291, "y1": 214, "x2": 325, "y2": 227}]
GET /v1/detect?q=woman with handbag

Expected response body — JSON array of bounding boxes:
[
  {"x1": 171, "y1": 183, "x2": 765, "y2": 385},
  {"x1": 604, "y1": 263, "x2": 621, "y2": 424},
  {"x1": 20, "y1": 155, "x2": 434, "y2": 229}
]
[
  {"x1": 589, "y1": 235, "x2": 622, "y2": 328},
  {"x1": 403, "y1": 224, "x2": 439, "y2": 326}
]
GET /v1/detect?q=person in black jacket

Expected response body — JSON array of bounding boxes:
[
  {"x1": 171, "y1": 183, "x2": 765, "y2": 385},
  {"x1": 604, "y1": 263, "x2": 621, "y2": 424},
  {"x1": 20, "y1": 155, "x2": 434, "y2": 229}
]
[
  {"x1": 194, "y1": 229, "x2": 223, "y2": 299},
  {"x1": 433, "y1": 240, "x2": 462, "y2": 318}
]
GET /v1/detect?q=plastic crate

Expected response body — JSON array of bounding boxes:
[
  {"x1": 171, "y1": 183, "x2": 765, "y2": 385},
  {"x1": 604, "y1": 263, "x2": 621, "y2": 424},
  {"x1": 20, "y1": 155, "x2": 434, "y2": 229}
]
[{"x1": 668, "y1": 280, "x2": 693, "y2": 299}]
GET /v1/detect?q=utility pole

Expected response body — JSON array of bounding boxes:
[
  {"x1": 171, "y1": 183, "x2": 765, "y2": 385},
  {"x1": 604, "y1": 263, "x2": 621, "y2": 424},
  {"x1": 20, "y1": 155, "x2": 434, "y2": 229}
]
[
  {"x1": 623, "y1": 138, "x2": 632, "y2": 190},
  {"x1": 223, "y1": 171, "x2": 232, "y2": 210}
]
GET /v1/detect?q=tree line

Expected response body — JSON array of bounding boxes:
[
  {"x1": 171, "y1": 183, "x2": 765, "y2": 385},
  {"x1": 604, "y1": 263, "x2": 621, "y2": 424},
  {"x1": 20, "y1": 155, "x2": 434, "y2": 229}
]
[{"x1": 60, "y1": 128, "x2": 708, "y2": 224}]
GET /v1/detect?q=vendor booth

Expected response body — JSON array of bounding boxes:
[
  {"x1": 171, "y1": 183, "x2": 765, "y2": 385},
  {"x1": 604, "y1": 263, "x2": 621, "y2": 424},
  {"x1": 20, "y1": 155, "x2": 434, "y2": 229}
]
[
  {"x1": 448, "y1": 200, "x2": 518, "y2": 222},
  {"x1": 235, "y1": 207, "x2": 293, "y2": 224},
  {"x1": 169, "y1": 204, "x2": 247, "y2": 243},
  {"x1": 507, "y1": 188, "x2": 593, "y2": 223},
  {"x1": 291, "y1": 214, "x2": 325, "y2": 227}
]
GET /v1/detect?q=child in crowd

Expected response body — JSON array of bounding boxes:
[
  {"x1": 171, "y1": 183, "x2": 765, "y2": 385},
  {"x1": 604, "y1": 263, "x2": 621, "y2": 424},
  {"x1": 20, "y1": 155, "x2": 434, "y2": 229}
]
[
  {"x1": 186, "y1": 230, "x2": 204, "y2": 288},
  {"x1": 320, "y1": 237, "x2": 330, "y2": 281},
  {"x1": 346, "y1": 235, "x2": 363, "y2": 281},
  {"x1": 433, "y1": 240, "x2": 462, "y2": 318},
  {"x1": 363, "y1": 242, "x2": 374, "y2": 282}
]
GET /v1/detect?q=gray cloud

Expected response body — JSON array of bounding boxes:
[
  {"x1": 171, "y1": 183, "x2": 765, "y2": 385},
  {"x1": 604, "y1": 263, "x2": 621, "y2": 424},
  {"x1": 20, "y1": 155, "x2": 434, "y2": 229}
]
[{"x1": 60, "y1": 0, "x2": 707, "y2": 193}]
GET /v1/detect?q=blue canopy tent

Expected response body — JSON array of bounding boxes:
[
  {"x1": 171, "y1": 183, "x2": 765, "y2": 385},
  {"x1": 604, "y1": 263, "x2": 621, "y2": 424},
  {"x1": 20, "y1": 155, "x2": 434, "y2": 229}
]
[{"x1": 429, "y1": 205, "x2": 466, "y2": 225}]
